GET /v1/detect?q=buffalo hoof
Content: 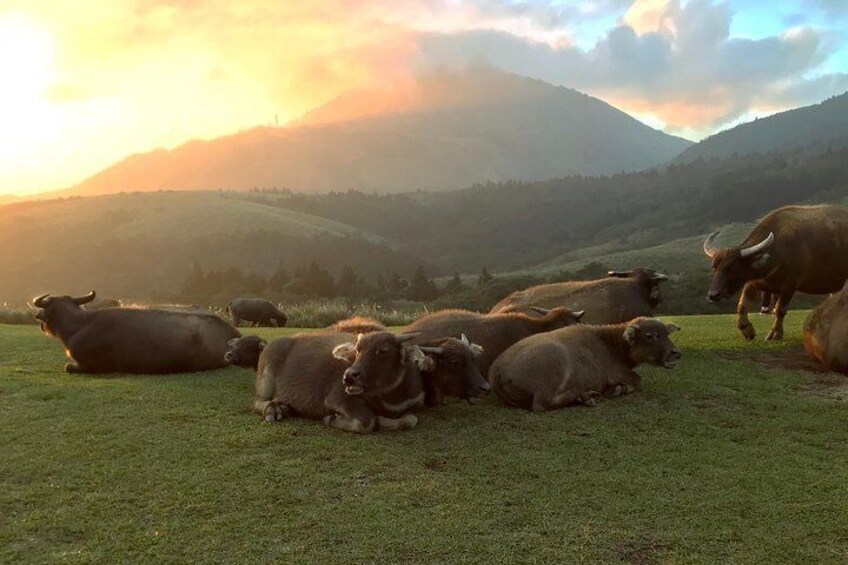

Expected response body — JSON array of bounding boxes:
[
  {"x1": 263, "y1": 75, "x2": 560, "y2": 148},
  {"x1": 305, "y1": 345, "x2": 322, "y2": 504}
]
[
  {"x1": 607, "y1": 384, "x2": 624, "y2": 398},
  {"x1": 263, "y1": 402, "x2": 289, "y2": 423},
  {"x1": 581, "y1": 391, "x2": 602, "y2": 406},
  {"x1": 739, "y1": 323, "x2": 756, "y2": 341},
  {"x1": 64, "y1": 363, "x2": 82, "y2": 374},
  {"x1": 765, "y1": 329, "x2": 784, "y2": 341}
]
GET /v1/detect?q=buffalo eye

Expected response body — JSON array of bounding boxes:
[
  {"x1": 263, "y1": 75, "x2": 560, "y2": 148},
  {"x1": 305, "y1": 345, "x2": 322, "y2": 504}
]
[
  {"x1": 448, "y1": 359, "x2": 460, "y2": 367},
  {"x1": 645, "y1": 333, "x2": 657, "y2": 342},
  {"x1": 377, "y1": 347, "x2": 390, "y2": 356}
]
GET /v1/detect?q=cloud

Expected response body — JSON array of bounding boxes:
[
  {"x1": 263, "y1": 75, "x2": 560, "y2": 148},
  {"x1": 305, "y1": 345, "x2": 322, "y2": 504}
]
[{"x1": 415, "y1": 0, "x2": 847, "y2": 137}]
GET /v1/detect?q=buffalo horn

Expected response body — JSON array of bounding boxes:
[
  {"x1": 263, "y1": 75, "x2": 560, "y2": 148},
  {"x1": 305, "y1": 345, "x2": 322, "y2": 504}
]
[
  {"x1": 32, "y1": 293, "x2": 51, "y2": 308},
  {"x1": 702, "y1": 231, "x2": 720, "y2": 258},
  {"x1": 72, "y1": 291, "x2": 97, "y2": 305},
  {"x1": 530, "y1": 306, "x2": 551, "y2": 315},
  {"x1": 739, "y1": 232, "x2": 774, "y2": 258}
]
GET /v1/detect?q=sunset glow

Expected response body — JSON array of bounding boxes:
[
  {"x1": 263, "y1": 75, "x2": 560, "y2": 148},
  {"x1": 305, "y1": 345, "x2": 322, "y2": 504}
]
[{"x1": 1, "y1": 0, "x2": 846, "y2": 195}]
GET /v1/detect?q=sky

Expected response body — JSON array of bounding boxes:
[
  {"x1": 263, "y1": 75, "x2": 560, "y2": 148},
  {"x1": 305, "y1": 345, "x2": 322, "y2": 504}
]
[{"x1": 1, "y1": 0, "x2": 847, "y2": 195}]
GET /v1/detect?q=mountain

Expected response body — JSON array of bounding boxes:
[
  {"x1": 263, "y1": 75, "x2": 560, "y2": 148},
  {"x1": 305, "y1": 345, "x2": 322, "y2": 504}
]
[
  {"x1": 65, "y1": 69, "x2": 691, "y2": 196},
  {"x1": 673, "y1": 91, "x2": 848, "y2": 164}
]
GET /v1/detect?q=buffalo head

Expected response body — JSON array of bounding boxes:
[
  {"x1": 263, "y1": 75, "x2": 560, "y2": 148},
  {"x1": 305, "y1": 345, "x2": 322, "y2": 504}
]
[
  {"x1": 607, "y1": 268, "x2": 669, "y2": 308},
  {"x1": 703, "y1": 231, "x2": 775, "y2": 301},
  {"x1": 224, "y1": 335, "x2": 267, "y2": 369},
  {"x1": 332, "y1": 332, "x2": 426, "y2": 396},
  {"x1": 417, "y1": 333, "x2": 490, "y2": 405},
  {"x1": 32, "y1": 291, "x2": 97, "y2": 336},
  {"x1": 623, "y1": 318, "x2": 682, "y2": 369}
]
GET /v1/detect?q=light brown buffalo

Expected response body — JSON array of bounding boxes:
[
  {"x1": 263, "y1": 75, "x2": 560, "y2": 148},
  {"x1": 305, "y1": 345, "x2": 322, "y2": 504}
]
[
  {"x1": 490, "y1": 318, "x2": 681, "y2": 412},
  {"x1": 704, "y1": 204, "x2": 848, "y2": 341},
  {"x1": 490, "y1": 269, "x2": 668, "y2": 325},
  {"x1": 253, "y1": 331, "x2": 488, "y2": 433},
  {"x1": 328, "y1": 316, "x2": 386, "y2": 334},
  {"x1": 400, "y1": 307, "x2": 584, "y2": 375},
  {"x1": 803, "y1": 282, "x2": 848, "y2": 374}
]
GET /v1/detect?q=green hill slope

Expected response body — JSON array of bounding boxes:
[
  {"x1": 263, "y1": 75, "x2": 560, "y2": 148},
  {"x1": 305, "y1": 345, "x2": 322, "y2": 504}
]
[{"x1": 0, "y1": 192, "x2": 421, "y2": 303}]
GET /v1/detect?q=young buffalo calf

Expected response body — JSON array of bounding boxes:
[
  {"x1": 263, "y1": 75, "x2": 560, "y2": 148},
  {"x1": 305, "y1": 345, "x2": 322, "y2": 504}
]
[
  {"x1": 490, "y1": 318, "x2": 681, "y2": 411},
  {"x1": 254, "y1": 331, "x2": 488, "y2": 433}
]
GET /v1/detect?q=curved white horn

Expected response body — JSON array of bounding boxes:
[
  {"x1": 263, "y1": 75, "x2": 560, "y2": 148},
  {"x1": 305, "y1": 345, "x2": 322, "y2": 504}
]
[
  {"x1": 703, "y1": 231, "x2": 720, "y2": 258},
  {"x1": 740, "y1": 232, "x2": 774, "y2": 258}
]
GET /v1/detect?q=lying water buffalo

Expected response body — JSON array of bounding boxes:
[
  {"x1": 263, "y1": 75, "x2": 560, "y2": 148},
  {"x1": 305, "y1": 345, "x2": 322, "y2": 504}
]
[
  {"x1": 226, "y1": 297, "x2": 287, "y2": 327},
  {"x1": 803, "y1": 282, "x2": 848, "y2": 374},
  {"x1": 400, "y1": 307, "x2": 584, "y2": 375},
  {"x1": 253, "y1": 331, "x2": 488, "y2": 432},
  {"x1": 704, "y1": 204, "x2": 848, "y2": 340},
  {"x1": 327, "y1": 316, "x2": 386, "y2": 334},
  {"x1": 225, "y1": 335, "x2": 267, "y2": 369},
  {"x1": 82, "y1": 297, "x2": 120, "y2": 311},
  {"x1": 490, "y1": 269, "x2": 669, "y2": 324},
  {"x1": 490, "y1": 318, "x2": 681, "y2": 411},
  {"x1": 33, "y1": 291, "x2": 241, "y2": 374}
]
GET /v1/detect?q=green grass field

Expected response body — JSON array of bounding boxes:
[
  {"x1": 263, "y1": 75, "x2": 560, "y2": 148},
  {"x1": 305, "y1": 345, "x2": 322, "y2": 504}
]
[{"x1": 2, "y1": 312, "x2": 847, "y2": 563}]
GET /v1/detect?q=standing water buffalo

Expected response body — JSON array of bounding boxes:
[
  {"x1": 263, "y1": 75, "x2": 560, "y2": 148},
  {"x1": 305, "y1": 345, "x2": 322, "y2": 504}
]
[
  {"x1": 703, "y1": 205, "x2": 848, "y2": 340},
  {"x1": 253, "y1": 331, "x2": 489, "y2": 433},
  {"x1": 803, "y1": 282, "x2": 848, "y2": 374},
  {"x1": 33, "y1": 291, "x2": 241, "y2": 374},
  {"x1": 490, "y1": 318, "x2": 682, "y2": 411},
  {"x1": 490, "y1": 269, "x2": 669, "y2": 325},
  {"x1": 226, "y1": 298, "x2": 287, "y2": 327},
  {"x1": 400, "y1": 307, "x2": 584, "y2": 375}
]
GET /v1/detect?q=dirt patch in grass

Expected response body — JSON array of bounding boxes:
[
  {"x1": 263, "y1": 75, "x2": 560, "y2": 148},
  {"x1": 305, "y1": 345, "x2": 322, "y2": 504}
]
[
  {"x1": 719, "y1": 348, "x2": 830, "y2": 374},
  {"x1": 615, "y1": 539, "x2": 672, "y2": 564},
  {"x1": 720, "y1": 348, "x2": 848, "y2": 400}
]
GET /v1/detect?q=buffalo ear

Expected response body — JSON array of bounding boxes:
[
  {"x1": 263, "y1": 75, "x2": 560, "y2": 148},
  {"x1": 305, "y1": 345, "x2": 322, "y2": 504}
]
[
  {"x1": 666, "y1": 323, "x2": 681, "y2": 334},
  {"x1": 257, "y1": 339, "x2": 267, "y2": 350},
  {"x1": 227, "y1": 338, "x2": 240, "y2": 347},
  {"x1": 623, "y1": 324, "x2": 639, "y2": 345},
  {"x1": 407, "y1": 345, "x2": 436, "y2": 372},
  {"x1": 332, "y1": 342, "x2": 357, "y2": 363}
]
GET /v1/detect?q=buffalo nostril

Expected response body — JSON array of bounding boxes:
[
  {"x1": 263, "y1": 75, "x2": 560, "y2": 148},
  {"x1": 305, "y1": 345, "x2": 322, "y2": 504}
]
[
  {"x1": 479, "y1": 381, "x2": 492, "y2": 392},
  {"x1": 707, "y1": 291, "x2": 721, "y2": 302},
  {"x1": 343, "y1": 369, "x2": 361, "y2": 384}
]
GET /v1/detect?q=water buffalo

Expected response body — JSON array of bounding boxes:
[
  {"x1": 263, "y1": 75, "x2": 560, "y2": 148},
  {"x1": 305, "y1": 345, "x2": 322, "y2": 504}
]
[
  {"x1": 490, "y1": 269, "x2": 669, "y2": 324},
  {"x1": 803, "y1": 282, "x2": 848, "y2": 374},
  {"x1": 33, "y1": 291, "x2": 241, "y2": 374},
  {"x1": 253, "y1": 331, "x2": 488, "y2": 433},
  {"x1": 82, "y1": 297, "x2": 120, "y2": 311},
  {"x1": 490, "y1": 318, "x2": 682, "y2": 411},
  {"x1": 703, "y1": 205, "x2": 848, "y2": 340},
  {"x1": 401, "y1": 307, "x2": 584, "y2": 375},
  {"x1": 224, "y1": 335, "x2": 267, "y2": 369},
  {"x1": 226, "y1": 297, "x2": 287, "y2": 327},
  {"x1": 328, "y1": 316, "x2": 386, "y2": 334}
]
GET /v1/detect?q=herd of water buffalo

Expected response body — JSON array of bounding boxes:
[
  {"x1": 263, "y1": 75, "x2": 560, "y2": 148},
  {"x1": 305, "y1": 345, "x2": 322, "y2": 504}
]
[{"x1": 28, "y1": 204, "x2": 848, "y2": 433}]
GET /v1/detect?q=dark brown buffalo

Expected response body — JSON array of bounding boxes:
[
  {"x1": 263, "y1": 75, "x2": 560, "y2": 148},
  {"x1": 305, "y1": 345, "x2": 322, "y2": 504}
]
[
  {"x1": 803, "y1": 282, "x2": 848, "y2": 374},
  {"x1": 253, "y1": 331, "x2": 488, "y2": 433},
  {"x1": 490, "y1": 318, "x2": 681, "y2": 411},
  {"x1": 490, "y1": 269, "x2": 668, "y2": 324},
  {"x1": 226, "y1": 297, "x2": 287, "y2": 327},
  {"x1": 328, "y1": 316, "x2": 386, "y2": 334},
  {"x1": 704, "y1": 205, "x2": 848, "y2": 340},
  {"x1": 33, "y1": 291, "x2": 241, "y2": 374},
  {"x1": 225, "y1": 335, "x2": 267, "y2": 369},
  {"x1": 400, "y1": 307, "x2": 584, "y2": 375}
]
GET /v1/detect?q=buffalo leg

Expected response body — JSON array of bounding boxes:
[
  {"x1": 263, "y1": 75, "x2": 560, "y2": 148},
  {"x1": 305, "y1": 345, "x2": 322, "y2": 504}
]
[
  {"x1": 736, "y1": 282, "x2": 762, "y2": 341},
  {"x1": 760, "y1": 292, "x2": 774, "y2": 315},
  {"x1": 323, "y1": 395, "x2": 376, "y2": 433},
  {"x1": 605, "y1": 371, "x2": 641, "y2": 398},
  {"x1": 376, "y1": 414, "x2": 418, "y2": 431},
  {"x1": 766, "y1": 288, "x2": 795, "y2": 341}
]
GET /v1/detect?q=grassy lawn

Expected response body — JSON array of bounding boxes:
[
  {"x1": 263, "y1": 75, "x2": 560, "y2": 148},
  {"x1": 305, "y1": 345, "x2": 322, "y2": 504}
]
[{"x1": 2, "y1": 312, "x2": 847, "y2": 563}]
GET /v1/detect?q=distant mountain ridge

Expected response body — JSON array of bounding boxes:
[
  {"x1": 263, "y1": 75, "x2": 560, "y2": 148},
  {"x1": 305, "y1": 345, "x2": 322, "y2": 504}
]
[
  {"x1": 672, "y1": 91, "x2": 848, "y2": 164},
  {"x1": 65, "y1": 69, "x2": 692, "y2": 196}
]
